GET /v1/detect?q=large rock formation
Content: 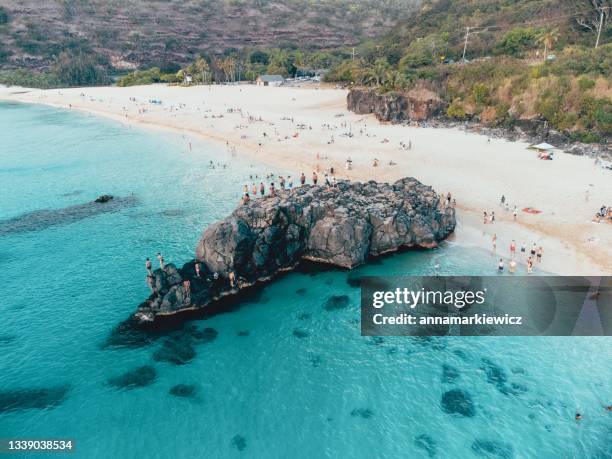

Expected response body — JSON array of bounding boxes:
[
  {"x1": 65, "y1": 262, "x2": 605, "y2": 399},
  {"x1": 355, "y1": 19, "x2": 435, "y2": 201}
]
[
  {"x1": 347, "y1": 88, "x2": 446, "y2": 122},
  {"x1": 134, "y1": 178, "x2": 455, "y2": 322}
]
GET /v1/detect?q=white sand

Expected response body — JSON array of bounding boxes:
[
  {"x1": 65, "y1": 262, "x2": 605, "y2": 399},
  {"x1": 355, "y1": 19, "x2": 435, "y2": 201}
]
[{"x1": 1, "y1": 83, "x2": 610, "y2": 275}]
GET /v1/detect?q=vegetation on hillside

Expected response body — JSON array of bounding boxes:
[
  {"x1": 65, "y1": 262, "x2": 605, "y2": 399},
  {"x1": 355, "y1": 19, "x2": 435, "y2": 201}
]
[{"x1": 324, "y1": 0, "x2": 611, "y2": 141}]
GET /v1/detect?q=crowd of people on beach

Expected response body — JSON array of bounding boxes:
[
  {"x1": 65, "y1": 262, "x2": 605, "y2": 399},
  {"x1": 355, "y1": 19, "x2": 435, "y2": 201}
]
[{"x1": 486, "y1": 195, "x2": 544, "y2": 274}]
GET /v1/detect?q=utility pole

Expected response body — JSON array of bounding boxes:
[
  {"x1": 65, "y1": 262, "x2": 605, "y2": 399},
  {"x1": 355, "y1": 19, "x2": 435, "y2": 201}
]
[{"x1": 462, "y1": 27, "x2": 471, "y2": 61}]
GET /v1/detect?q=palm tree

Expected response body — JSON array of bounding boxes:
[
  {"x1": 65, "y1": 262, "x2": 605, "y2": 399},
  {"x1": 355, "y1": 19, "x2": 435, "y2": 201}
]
[
  {"x1": 194, "y1": 56, "x2": 210, "y2": 84},
  {"x1": 385, "y1": 71, "x2": 406, "y2": 91},
  {"x1": 536, "y1": 28, "x2": 559, "y2": 60},
  {"x1": 372, "y1": 58, "x2": 390, "y2": 86}
]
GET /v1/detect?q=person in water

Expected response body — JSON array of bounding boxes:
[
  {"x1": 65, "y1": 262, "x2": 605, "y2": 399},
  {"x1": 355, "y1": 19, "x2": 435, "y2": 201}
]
[
  {"x1": 145, "y1": 258, "x2": 153, "y2": 276},
  {"x1": 498, "y1": 258, "x2": 504, "y2": 272},
  {"x1": 510, "y1": 240, "x2": 516, "y2": 258},
  {"x1": 259, "y1": 182, "x2": 265, "y2": 197}
]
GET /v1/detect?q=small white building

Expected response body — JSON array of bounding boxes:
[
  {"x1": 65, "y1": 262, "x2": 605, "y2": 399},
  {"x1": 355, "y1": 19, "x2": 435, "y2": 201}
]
[{"x1": 256, "y1": 74, "x2": 284, "y2": 87}]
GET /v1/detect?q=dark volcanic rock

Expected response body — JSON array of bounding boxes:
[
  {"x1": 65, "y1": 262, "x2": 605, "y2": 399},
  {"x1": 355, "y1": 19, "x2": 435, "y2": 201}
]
[
  {"x1": 134, "y1": 178, "x2": 455, "y2": 322},
  {"x1": 347, "y1": 88, "x2": 445, "y2": 122},
  {"x1": 94, "y1": 194, "x2": 114, "y2": 203},
  {"x1": 0, "y1": 385, "x2": 70, "y2": 413}
]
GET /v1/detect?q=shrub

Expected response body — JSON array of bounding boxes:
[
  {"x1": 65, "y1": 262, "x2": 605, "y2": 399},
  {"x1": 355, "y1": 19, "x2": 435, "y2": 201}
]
[{"x1": 447, "y1": 99, "x2": 467, "y2": 119}]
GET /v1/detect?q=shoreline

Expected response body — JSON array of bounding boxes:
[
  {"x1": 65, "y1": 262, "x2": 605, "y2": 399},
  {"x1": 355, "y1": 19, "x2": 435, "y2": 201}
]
[{"x1": 1, "y1": 83, "x2": 610, "y2": 276}]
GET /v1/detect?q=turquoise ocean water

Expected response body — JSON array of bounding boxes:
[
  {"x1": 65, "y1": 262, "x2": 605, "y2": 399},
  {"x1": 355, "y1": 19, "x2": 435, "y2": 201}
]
[{"x1": 0, "y1": 101, "x2": 610, "y2": 458}]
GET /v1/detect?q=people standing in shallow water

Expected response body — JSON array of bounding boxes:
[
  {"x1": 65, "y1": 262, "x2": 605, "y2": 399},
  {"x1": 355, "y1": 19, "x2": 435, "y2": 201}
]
[
  {"x1": 498, "y1": 258, "x2": 504, "y2": 272},
  {"x1": 527, "y1": 256, "x2": 534, "y2": 274},
  {"x1": 259, "y1": 182, "x2": 265, "y2": 197},
  {"x1": 536, "y1": 246, "x2": 543, "y2": 263},
  {"x1": 300, "y1": 173, "x2": 306, "y2": 186},
  {"x1": 509, "y1": 259, "x2": 517, "y2": 273},
  {"x1": 145, "y1": 258, "x2": 152, "y2": 276}
]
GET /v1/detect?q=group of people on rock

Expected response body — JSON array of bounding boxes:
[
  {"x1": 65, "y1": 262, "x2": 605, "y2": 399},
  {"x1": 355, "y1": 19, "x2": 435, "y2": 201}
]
[
  {"x1": 145, "y1": 253, "x2": 165, "y2": 277},
  {"x1": 240, "y1": 169, "x2": 342, "y2": 205}
]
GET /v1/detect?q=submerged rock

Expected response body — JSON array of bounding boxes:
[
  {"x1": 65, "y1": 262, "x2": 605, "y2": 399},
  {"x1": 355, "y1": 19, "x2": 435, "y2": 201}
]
[
  {"x1": 350, "y1": 408, "x2": 375, "y2": 419},
  {"x1": 471, "y1": 439, "x2": 515, "y2": 459},
  {"x1": 414, "y1": 434, "x2": 437, "y2": 458},
  {"x1": 323, "y1": 294, "x2": 350, "y2": 311},
  {"x1": 441, "y1": 389, "x2": 476, "y2": 417},
  {"x1": 134, "y1": 178, "x2": 455, "y2": 322},
  {"x1": 169, "y1": 384, "x2": 198, "y2": 398},
  {"x1": 231, "y1": 435, "x2": 247, "y2": 451},
  {"x1": 107, "y1": 365, "x2": 157, "y2": 389},
  {"x1": 0, "y1": 385, "x2": 70, "y2": 413},
  {"x1": 0, "y1": 195, "x2": 138, "y2": 236}
]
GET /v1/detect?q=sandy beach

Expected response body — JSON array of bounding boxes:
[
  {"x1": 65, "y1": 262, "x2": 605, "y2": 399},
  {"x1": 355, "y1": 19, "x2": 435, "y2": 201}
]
[{"x1": 1, "y1": 83, "x2": 610, "y2": 275}]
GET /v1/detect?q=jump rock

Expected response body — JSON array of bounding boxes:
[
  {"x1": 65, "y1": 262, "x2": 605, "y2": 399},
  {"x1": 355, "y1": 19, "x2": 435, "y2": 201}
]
[{"x1": 134, "y1": 178, "x2": 455, "y2": 322}]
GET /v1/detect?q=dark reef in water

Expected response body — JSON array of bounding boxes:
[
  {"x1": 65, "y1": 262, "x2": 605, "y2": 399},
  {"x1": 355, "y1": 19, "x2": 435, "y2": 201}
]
[
  {"x1": 323, "y1": 295, "x2": 350, "y2": 311},
  {"x1": 231, "y1": 435, "x2": 247, "y2": 451},
  {"x1": 471, "y1": 439, "x2": 515, "y2": 459},
  {"x1": 441, "y1": 389, "x2": 476, "y2": 417},
  {"x1": 414, "y1": 434, "x2": 437, "y2": 458},
  {"x1": 107, "y1": 365, "x2": 157, "y2": 389},
  {"x1": 0, "y1": 385, "x2": 70, "y2": 413},
  {"x1": 132, "y1": 178, "x2": 455, "y2": 324},
  {"x1": 292, "y1": 328, "x2": 309, "y2": 338},
  {"x1": 153, "y1": 335, "x2": 197, "y2": 365},
  {"x1": 441, "y1": 364, "x2": 461, "y2": 384},
  {"x1": 0, "y1": 195, "x2": 138, "y2": 236},
  {"x1": 169, "y1": 384, "x2": 198, "y2": 398},
  {"x1": 350, "y1": 408, "x2": 374, "y2": 419},
  {"x1": 481, "y1": 358, "x2": 528, "y2": 396}
]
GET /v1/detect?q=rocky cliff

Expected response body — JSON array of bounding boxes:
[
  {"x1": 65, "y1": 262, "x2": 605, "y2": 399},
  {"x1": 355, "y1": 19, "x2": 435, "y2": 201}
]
[
  {"x1": 347, "y1": 88, "x2": 446, "y2": 122},
  {"x1": 134, "y1": 178, "x2": 455, "y2": 323}
]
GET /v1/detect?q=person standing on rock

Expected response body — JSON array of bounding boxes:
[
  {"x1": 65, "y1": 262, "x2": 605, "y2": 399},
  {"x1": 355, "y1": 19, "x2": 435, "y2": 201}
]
[
  {"x1": 241, "y1": 193, "x2": 250, "y2": 205},
  {"x1": 269, "y1": 183, "x2": 276, "y2": 197},
  {"x1": 195, "y1": 262, "x2": 201, "y2": 278},
  {"x1": 288, "y1": 176, "x2": 293, "y2": 189},
  {"x1": 145, "y1": 258, "x2": 153, "y2": 277},
  {"x1": 260, "y1": 182, "x2": 265, "y2": 197},
  {"x1": 229, "y1": 271, "x2": 236, "y2": 289},
  {"x1": 312, "y1": 172, "x2": 318, "y2": 185},
  {"x1": 280, "y1": 176, "x2": 286, "y2": 190},
  {"x1": 157, "y1": 253, "x2": 164, "y2": 269},
  {"x1": 300, "y1": 173, "x2": 306, "y2": 186}
]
